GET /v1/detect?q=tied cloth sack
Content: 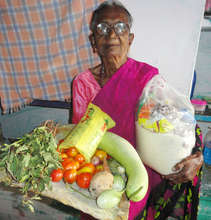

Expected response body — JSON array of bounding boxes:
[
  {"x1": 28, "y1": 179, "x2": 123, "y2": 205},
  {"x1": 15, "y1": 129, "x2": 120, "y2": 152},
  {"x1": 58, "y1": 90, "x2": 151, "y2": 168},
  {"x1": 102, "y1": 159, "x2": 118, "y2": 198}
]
[{"x1": 135, "y1": 75, "x2": 196, "y2": 175}]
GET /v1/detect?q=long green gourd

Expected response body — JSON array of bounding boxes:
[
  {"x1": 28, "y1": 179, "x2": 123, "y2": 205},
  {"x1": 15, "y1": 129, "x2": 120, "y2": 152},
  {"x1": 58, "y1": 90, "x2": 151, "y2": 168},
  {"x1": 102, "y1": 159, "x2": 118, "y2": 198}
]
[{"x1": 98, "y1": 132, "x2": 148, "y2": 202}]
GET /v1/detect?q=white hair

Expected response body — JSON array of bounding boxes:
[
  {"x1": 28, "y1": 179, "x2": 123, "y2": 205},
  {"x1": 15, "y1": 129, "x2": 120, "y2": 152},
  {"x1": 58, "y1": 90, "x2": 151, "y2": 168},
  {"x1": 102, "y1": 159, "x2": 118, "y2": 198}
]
[{"x1": 90, "y1": 0, "x2": 133, "y2": 31}]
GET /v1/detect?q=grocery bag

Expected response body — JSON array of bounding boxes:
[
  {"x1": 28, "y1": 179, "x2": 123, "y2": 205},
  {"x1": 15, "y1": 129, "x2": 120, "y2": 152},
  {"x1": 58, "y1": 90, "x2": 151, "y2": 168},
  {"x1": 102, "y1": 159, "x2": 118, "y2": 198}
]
[{"x1": 135, "y1": 75, "x2": 196, "y2": 175}]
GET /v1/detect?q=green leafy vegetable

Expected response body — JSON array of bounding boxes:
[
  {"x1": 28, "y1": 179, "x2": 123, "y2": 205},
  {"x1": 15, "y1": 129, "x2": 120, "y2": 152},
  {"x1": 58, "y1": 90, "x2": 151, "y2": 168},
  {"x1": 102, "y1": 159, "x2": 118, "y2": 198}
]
[{"x1": 0, "y1": 124, "x2": 60, "y2": 210}]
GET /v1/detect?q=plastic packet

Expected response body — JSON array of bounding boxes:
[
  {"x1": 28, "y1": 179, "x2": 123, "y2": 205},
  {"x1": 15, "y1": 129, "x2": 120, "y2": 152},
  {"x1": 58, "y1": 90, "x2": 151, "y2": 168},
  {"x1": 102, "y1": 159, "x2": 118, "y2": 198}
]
[
  {"x1": 135, "y1": 75, "x2": 196, "y2": 175},
  {"x1": 59, "y1": 103, "x2": 115, "y2": 162}
]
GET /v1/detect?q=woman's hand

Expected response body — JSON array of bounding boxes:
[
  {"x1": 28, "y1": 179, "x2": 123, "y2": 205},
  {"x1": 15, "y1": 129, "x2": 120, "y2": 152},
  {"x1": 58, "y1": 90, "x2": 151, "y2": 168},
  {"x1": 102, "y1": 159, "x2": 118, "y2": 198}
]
[{"x1": 163, "y1": 151, "x2": 203, "y2": 184}]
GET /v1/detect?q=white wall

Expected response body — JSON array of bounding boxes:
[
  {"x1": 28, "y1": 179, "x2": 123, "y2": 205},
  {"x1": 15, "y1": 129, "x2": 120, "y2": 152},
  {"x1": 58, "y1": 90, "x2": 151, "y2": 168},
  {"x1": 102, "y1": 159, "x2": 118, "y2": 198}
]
[{"x1": 121, "y1": 0, "x2": 206, "y2": 96}]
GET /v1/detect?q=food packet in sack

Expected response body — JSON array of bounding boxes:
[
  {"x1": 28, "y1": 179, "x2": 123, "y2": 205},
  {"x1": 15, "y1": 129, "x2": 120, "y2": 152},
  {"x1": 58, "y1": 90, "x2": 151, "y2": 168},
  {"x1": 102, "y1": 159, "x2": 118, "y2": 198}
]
[
  {"x1": 59, "y1": 103, "x2": 115, "y2": 162},
  {"x1": 135, "y1": 75, "x2": 196, "y2": 175}
]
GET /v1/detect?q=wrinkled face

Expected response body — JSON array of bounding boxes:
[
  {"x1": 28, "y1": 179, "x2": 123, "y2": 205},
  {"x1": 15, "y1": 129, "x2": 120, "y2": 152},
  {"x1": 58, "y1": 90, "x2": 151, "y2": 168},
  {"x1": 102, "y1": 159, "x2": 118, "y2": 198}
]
[{"x1": 90, "y1": 7, "x2": 134, "y2": 59}]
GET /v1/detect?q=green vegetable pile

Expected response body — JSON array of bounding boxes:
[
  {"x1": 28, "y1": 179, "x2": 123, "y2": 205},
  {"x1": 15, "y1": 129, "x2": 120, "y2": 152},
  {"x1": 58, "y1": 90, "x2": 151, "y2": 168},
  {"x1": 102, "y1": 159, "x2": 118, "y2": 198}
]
[{"x1": 0, "y1": 123, "x2": 61, "y2": 211}]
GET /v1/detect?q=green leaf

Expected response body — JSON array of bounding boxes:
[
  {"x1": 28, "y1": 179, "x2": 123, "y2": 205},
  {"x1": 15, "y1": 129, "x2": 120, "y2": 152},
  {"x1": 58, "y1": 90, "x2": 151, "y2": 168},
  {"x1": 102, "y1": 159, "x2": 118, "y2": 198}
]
[
  {"x1": 16, "y1": 145, "x2": 29, "y2": 154},
  {"x1": 22, "y1": 181, "x2": 31, "y2": 193},
  {"x1": 0, "y1": 160, "x2": 5, "y2": 167},
  {"x1": 42, "y1": 152, "x2": 52, "y2": 162},
  {"x1": 19, "y1": 174, "x2": 30, "y2": 183},
  {"x1": 8, "y1": 150, "x2": 15, "y2": 164},
  {"x1": 22, "y1": 153, "x2": 31, "y2": 167},
  {"x1": 33, "y1": 168, "x2": 42, "y2": 178},
  {"x1": 43, "y1": 176, "x2": 51, "y2": 184},
  {"x1": 0, "y1": 144, "x2": 11, "y2": 151},
  {"x1": 30, "y1": 155, "x2": 42, "y2": 166},
  {"x1": 38, "y1": 181, "x2": 45, "y2": 192},
  {"x1": 10, "y1": 156, "x2": 18, "y2": 175},
  {"x1": 32, "y1": 182, "x2": 38, "y2": 192}
]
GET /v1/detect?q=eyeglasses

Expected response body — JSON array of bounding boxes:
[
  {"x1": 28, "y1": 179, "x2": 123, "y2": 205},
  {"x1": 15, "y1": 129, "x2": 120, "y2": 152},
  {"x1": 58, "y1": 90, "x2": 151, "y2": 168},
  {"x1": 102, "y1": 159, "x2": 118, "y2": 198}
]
[{"x1": 95, "y1": 22, "x2": 129, "y2": 36}]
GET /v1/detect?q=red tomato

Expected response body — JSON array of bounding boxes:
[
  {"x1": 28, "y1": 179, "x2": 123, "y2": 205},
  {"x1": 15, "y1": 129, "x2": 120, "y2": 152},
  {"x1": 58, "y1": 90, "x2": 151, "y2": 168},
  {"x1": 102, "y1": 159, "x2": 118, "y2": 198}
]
[
  {"x1": 50, "y1": 168, "x2": 63, "y2": 182},
  {"x1": 75, "y1": 154, "x2": 85, "y2": 164},
  {"x1": 76, "y1": 172, "x2": 92, "y2": 189},
  {"x1": 63, "y1": 169, "x2": 77, "y2": 184},
  {"x1": 81, "y1": 163, "x2": 95, "y2": 174},
  {"x1": 77, "y1": 166, "x2": 94, "y2": 175},
  {"x1": 66, "y1": 147, "x2": 78, "y2": 157},
  {"x1": 61, "y1": 158, "x2": 73, "y2": 168},
  {"x1": 63, "y1": 160, "x2": 80, "y2": 171}
]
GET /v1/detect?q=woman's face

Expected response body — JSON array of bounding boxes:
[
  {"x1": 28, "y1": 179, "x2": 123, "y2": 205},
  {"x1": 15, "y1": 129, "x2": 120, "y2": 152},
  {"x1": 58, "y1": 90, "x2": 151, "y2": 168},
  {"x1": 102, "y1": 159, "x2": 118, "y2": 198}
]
[{"x1": 91, "y1": 7, "x2": 134, "y2": 61}]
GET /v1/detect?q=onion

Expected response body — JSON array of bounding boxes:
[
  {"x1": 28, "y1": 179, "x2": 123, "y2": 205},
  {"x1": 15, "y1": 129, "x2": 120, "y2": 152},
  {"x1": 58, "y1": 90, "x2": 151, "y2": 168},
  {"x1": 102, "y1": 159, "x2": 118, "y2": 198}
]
[{"x1": 91, "y1": 156, "x2": 100, "y2": 166}]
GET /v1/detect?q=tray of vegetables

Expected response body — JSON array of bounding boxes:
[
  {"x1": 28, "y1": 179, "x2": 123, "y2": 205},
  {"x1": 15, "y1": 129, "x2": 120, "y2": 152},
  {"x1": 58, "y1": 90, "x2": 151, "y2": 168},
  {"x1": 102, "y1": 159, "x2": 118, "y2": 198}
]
[{"x1": 0, "y1": 104, "x2": 148, "y2": 220}]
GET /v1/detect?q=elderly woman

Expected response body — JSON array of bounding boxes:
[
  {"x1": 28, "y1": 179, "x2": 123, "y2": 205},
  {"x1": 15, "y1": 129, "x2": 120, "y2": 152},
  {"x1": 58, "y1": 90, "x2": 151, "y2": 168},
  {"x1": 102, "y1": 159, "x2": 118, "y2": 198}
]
[{"x1": 70, "y1": 1, "x2": 203, "y2": 219}]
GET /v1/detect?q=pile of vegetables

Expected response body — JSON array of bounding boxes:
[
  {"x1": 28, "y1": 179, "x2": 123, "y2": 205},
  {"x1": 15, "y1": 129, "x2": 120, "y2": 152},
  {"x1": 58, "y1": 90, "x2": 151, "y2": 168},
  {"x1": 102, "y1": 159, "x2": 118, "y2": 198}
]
[
  {"x1": 51, "y1": 141, "x2": 128, "y2": 209},
  {"x1": 53, "y1": 127, "x2": 148, "y2": 209},
  {"x1": 0, "y1": 119, "x2": 149, "y2": 213},
  {"x1": 53, "y1": 103, "x2": 148, "y2": 209},
  {"x1": 51, "y1": 146, "x2": 107, "y2": 188}
]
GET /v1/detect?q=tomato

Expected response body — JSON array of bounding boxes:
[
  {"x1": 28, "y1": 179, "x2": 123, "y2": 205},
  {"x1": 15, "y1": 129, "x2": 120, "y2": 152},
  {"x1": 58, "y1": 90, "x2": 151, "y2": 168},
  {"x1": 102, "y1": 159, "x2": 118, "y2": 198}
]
[
  {"x1": 81, "y1": 163, "x2": 95, "y2": 174},
  {"x1": 66, "y1": 147, "x2": 78, "y2": 157},
  {"x1": 61, "y1": 152, "x2": 68, "y2": 159},
  {"x1": 76, "y1": 172, "x2": 92, "y2": 189},
  {"x1": 77, "y1": 166, "x2": 94, "y2": 175},
  {"x1": 75, "y1": 154, "x2": 85, "y2": 164},
  {"x1": 63, "y1": 169, "x2": 77, "y2": 184},
  {"x1": 94, "y1": 150, "x2": 107, "y2": 161},
  {"x1": 63, "y1": 160, "x2": 80, "y2": 171},
  {"x1": 50, "y1": 168, "x2": 63, "y2": 182},
  {"x1": 61, "y1": 157, "x2": 73, "y2": 168}
]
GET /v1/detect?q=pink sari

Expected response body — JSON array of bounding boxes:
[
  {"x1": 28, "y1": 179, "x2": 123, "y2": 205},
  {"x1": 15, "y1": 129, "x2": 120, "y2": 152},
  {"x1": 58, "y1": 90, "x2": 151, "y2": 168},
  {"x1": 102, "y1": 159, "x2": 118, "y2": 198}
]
[{"x1": 72, "y1": 58, "x2": 159, "y2": 219}]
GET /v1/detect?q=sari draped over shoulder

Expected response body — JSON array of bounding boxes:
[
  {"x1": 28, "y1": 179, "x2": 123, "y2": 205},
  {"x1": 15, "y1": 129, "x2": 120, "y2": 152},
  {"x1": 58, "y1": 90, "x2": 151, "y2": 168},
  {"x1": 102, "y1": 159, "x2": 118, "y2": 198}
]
[
  {"x1": 72, "y1": 70, "x2": 101, "y2": 124},
  {"x1": 72, "y1": 58, "x2": 203, "y2": 220},
  {"x1": 92, "y1": 58, "x2": 158, "y2": 148}
]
